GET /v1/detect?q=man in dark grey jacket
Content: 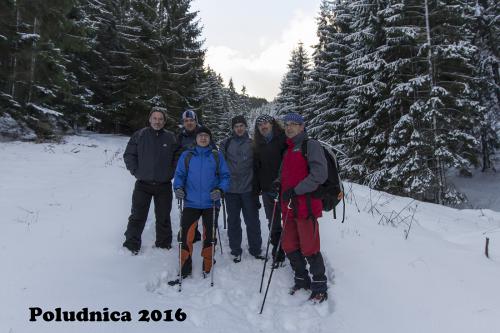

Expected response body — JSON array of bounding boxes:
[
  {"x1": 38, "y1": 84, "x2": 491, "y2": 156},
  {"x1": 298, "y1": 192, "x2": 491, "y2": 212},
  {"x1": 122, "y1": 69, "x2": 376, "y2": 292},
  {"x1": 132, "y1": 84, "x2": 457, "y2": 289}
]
[
  {"x1": 221, "y1": 115, "x2": 263, "y2": 262},
  {"x1": 122, "y1": 107, "x2": 179, "y2": 254}
]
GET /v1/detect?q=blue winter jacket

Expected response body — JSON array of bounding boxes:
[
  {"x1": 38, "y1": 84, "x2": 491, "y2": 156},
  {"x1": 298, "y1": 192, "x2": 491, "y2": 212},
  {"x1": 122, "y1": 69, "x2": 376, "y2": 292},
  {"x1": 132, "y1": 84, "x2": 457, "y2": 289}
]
[{"x1": 173, "y1": 146, "x2": 231, "y2": 209}]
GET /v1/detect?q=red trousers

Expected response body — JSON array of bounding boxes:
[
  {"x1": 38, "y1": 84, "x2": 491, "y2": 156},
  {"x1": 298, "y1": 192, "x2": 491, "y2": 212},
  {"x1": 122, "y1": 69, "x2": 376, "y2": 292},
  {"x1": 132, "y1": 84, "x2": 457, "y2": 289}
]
[{"x1": 281, "y1": 216, "x2": 320, "y2": 256}]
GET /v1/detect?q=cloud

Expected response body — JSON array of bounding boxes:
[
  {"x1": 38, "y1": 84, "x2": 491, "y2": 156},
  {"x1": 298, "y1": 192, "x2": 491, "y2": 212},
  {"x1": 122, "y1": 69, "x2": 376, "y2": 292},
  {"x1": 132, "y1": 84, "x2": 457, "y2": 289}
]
[{"x1": 204, "y1": 9, "x2": 318, "y2": 101}]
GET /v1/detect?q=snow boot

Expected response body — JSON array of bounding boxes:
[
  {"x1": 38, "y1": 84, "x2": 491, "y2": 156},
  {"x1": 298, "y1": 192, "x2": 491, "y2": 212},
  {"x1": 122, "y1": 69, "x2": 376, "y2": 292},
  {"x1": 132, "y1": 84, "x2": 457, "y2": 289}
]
[
  {"x1": 167, "y1": 273, "x2": 191, "y2": 286},
  {"x1": 309, "y1": 291, "x2": 328, "y2": 304},
  {"x1": 233, "y1": 254, "x2": 242, "y2": 263},
  {"x1": 289, "y1": 283, "x2": 310, "y2": 295}
]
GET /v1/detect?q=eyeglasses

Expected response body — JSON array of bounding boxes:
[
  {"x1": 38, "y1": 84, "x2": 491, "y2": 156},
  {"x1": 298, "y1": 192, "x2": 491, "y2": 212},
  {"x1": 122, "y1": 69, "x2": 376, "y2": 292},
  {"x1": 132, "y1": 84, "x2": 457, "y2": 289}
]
[{"x1": 284, "y1": 122, "x2": 302, "y2": 127}]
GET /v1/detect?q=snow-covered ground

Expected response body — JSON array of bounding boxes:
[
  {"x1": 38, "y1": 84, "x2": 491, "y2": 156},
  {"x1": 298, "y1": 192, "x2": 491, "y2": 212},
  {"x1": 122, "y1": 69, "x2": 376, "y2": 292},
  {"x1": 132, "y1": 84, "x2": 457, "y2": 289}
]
[
  {"x1": 1, "y1": 133, "x2": 499, "y2": 333},
  {"x1": 450, "y1": 159, "x2": 500, "y2": 212}
]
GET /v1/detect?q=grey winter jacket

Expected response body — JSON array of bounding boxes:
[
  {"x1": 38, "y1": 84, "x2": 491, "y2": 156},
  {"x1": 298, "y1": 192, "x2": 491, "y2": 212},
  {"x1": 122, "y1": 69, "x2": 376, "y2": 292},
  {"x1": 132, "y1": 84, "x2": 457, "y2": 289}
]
[
  {"x1": 221, "y1": 132, "x2": 254, "y2": 193},
  {"x1": 290, "y1": 132, "x2": 328, "y2": 195},
  {"x1": 123, "y1": 127, "x2": 179, "y2": 183}
]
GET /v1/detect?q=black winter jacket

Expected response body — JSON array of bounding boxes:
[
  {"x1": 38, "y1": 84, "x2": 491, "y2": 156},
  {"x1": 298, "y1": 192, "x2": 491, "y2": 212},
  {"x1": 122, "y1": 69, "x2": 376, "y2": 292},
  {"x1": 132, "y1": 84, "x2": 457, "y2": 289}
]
[
  {"x1": 123, "y1": 127, "x2": 179, "y2": 183},
  {"x1": 253, "y1": 132, "x2": 287, "y2": 193}
]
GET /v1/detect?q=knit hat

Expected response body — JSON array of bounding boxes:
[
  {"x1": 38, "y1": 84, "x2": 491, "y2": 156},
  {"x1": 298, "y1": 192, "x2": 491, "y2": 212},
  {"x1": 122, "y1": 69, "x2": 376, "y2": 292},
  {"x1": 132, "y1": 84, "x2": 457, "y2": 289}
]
[
  {"x1": 196, "y1": 126, "x2": 212, "y2": 140},
  {"x1": 182, "y1": 109, "x2": 198, "y2": 121},
  {"x1": 231, "y1": 115, "x2": 248, "y2": 128},
  {"x1": 149, "y1": 106, "x2": 167, "y2": 121},
  {"x1": 282, "y1": 113, "x2": 305, "y2": 125},
  {"x1": 255, "y1": 114, "x2": 274, "y2": 126}
]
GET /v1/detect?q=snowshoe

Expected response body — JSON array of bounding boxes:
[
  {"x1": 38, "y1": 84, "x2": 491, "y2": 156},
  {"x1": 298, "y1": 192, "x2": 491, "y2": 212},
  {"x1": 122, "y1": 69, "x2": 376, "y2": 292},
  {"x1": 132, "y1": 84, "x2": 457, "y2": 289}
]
[{"x1": 309, "y1": 291, "x2": 328, "y2": 304}]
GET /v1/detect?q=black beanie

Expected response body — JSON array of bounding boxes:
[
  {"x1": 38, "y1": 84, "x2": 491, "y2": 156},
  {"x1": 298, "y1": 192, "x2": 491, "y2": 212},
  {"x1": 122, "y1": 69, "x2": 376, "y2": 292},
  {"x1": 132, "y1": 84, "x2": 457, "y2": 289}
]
[
  {"x1": 196, "y1": 126, "x2": 212, "y2": 140},
  {"x1": 231, "y1": 115, "x2": 247, "y2": 128}
]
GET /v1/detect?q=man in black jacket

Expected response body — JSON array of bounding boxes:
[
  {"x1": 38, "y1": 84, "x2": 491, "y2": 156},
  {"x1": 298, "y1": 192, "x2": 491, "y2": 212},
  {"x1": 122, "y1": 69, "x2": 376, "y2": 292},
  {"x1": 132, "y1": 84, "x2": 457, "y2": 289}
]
[
  {"x1": 253, "y1": 115, "x2": 287, "y2": 266},
  {"x1": 122, "y1": 107, "x2": 179, "y2": 254}
]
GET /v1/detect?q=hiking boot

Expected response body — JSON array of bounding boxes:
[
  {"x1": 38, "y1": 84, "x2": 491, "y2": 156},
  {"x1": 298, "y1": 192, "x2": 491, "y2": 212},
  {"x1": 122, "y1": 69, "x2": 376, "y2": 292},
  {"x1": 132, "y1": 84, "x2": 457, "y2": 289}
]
[
  {"x1": 233, "y1": 255, "x2": 242, "y2": 263},
  {"x1": 167, "y1": 273, "x2": 191, "y2": 286},
  {"x1": 309, "y1": 291, "x2": 328, "y2": 303},
  {"x1": 252, "y1": 254, "x2": 266, "y2": 260},
  {"x1": 154, "y1": 243, "x2": 172, "y2": 250},
  {"x1": 289, "y1": 284, "x2": 310, "y2": 295},
  {"x1": 123, "y1": 244, "x2": 139, "y2": 255},
  {"x1": 271, "y1": 260, "x2": 286, "y2": 269}
]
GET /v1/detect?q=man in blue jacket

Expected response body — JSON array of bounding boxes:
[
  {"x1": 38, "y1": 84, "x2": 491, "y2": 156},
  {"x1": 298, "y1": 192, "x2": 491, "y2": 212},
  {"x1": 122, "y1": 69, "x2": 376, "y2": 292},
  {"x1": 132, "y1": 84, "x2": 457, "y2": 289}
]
[
  {"x1": 173, "y1": 126, "x2": 231, "y2": 278},
  {"x1": 122, "y1": 107, "x2": 179, "y2": 254}
]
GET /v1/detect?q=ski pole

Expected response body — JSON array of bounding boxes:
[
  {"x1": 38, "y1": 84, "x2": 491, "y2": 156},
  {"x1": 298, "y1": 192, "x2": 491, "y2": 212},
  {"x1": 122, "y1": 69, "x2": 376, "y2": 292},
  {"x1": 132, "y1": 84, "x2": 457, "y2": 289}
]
[
  {"x1": 177, "y1": 198, "x2": 184, "y2": 292},
  {"x1": 259, "y1": 195, "x2": 279, "y2": 293},
  {"x1": 211, "y1": 200, "x2": 217, "y2": 287},
  {"x1": 222, "y1": 196, "x2": 227, "y2": 229},
  {"x1": 216, "y1": 208, "x2": 223, "y2": 255},
  {"x1": 260, "y1": 199, "x2": 292, "y2": 314}
]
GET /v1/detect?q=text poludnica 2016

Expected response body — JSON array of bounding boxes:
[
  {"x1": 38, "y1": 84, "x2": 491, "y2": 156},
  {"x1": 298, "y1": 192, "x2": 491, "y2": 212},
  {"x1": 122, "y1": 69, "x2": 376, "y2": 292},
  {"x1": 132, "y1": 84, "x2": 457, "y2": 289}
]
[{"x1": 29, "y1": 307, "x2": 187, "y2": 322}]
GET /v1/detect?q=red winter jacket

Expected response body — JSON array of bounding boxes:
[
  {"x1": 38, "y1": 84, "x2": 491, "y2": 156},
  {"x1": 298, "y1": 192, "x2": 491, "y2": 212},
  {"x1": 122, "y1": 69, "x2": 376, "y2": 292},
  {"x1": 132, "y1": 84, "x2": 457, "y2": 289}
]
[{"x1": 280, "y1": 132, "x2": 328, "y2": 219}]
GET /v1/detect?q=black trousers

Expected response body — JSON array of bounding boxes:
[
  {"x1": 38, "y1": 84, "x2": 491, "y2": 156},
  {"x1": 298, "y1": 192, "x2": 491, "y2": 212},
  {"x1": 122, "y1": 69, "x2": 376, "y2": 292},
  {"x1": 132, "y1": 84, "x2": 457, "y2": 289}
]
[
  {"x1": 123, "y1": 180, "x2": 173, "y2": 251},
  {"x1": 179, "y1": 207, "x2": 218, "y2": 276}
]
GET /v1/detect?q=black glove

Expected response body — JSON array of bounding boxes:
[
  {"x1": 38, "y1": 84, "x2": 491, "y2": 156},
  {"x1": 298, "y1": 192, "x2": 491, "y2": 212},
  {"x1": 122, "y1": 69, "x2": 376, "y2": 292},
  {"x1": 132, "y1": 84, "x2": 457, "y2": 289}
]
[
  {"x1": 174, "y1": 188, "x2": 185, "y2": 200},
  {"x1": 282, "y1": 188, "x2": 297, "y2": 202},
  {"x1": 210, "y1": 188, "x2": 222, "y2": 201},
  {"x1": 271, "y1": 180, "x2": 281, "y2": 193},
  {"x1": 255, "y1": 195, "x2": 262, "y2": 209}
]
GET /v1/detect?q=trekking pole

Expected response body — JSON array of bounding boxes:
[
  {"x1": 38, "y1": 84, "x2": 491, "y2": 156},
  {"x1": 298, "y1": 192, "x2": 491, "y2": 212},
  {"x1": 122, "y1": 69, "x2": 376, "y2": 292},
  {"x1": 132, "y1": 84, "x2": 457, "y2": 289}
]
[
  {"x1": 216, "y1": 208, "x2": 223, "y2": 255},
  {"x1": 259, "y1": 195, "x2": 279, "y2": 293},
  {"x1": 259, "y1": 199, "x2": 292, "y2": 314},
  {"x1": 177, "y1": 199, "x2": 184, "y2": 292},
  {"x1": 222, "y1": 196, "x2": 227, "y2": 229},
  {"x1": 210, "y1": 200, "x2": 217, "y2": 287},
  {"x1": 341, "y1": 195, "x2": 346, "y2": 224}
]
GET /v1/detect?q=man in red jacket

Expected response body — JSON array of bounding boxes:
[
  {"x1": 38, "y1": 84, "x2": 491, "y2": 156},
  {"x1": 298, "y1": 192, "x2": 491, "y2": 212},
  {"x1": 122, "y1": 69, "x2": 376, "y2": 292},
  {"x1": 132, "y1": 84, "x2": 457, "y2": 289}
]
[{"x1": 276, "y1": 113, "x2": 329, "y2": 303}]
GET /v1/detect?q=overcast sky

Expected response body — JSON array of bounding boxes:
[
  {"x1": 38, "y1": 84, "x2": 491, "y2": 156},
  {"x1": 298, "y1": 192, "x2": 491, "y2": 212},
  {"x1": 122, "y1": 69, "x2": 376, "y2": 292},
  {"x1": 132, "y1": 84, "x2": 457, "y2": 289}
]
[{"x1": 191, "y1": 0, "x2": 322, "y2": 101}]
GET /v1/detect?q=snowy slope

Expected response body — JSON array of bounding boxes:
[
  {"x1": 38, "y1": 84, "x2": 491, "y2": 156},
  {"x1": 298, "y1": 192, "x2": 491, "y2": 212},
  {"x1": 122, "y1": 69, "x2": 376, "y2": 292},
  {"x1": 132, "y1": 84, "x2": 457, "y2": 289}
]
[{"x1": 1, "y1": 133, "x2": 499, "y2": 333}]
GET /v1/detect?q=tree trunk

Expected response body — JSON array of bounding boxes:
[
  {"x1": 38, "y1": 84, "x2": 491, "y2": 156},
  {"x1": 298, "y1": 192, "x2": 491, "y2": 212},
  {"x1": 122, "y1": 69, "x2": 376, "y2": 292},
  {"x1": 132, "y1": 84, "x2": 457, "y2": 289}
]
[
  {"x1": 424, "y1": 0, "x2": 443, "y2": 204},
  {"x1": 11, "y1": 1, "x2": 20, "y2": 98},
  {"x1": 27, "y1": 16, "x2": 38, "y2": 104}
]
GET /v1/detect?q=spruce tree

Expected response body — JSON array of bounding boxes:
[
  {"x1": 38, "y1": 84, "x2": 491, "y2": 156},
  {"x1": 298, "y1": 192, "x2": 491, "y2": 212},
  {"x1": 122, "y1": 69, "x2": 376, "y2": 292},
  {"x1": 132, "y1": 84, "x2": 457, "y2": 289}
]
[{"x1": 275, "y1": 42, "x2": 311, "y2": 116}]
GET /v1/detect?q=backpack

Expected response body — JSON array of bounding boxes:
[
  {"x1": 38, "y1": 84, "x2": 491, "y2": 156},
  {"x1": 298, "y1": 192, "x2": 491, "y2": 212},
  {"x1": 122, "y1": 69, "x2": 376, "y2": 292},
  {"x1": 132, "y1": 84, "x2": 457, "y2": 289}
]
[{"x1": 301, "y1": 139, "x2": 345, "y2": 222}]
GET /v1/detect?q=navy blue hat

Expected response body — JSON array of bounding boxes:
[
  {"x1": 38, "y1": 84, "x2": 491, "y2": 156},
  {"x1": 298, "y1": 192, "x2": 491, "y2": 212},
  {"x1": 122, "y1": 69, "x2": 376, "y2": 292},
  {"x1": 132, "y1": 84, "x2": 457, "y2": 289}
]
[
  {"x1": 282, "y1": 113, "x2": 304, "y2": 125},
  {"x1": 182, "y1": 109, "x2": 198, "y2": 121}
]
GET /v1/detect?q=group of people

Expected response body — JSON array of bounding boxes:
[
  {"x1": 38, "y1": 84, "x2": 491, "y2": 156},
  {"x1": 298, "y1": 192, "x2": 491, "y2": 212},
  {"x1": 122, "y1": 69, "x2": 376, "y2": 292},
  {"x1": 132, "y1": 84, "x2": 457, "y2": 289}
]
[{"x1": 122, "y1": 106, "x2": 329, "y2": 303}]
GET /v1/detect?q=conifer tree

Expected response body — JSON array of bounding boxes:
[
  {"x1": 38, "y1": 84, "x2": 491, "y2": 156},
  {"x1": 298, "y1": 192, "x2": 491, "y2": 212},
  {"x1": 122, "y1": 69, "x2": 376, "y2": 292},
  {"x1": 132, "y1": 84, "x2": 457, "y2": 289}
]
[{"x1": 275, "y1": 42, "x2": 311, "y2": 116}]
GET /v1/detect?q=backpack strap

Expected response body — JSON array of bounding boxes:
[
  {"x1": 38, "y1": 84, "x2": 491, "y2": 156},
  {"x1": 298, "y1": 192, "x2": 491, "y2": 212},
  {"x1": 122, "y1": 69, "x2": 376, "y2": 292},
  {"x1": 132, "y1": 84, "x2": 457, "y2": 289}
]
[
  {"x1": 300, "y1": 138, "x2": 315, "y2": 219},
  {"x1": 211, "y1": 149, "x2": 220, "y2": 178},
  {"x1": 223, "y1": 137, "x2": 232, "y2": 156}
]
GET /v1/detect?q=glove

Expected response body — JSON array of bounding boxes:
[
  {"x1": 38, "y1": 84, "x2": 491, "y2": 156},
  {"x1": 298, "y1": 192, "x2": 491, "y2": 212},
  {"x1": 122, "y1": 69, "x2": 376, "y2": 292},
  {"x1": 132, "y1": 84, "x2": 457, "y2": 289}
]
[
  {"x1": 174, "y1": 188, "x2": 185, "y2": 200},
  {"x1": 210, "y1": 188, "x2": 222, "y2": 201},
  {"x1": 271, "y1": 180, "x2": 281, "y2": 193},
  {"x1": 282, "y1": 188, "x2": 297, "y2": 202},
  {"x1": 255, "y1": 195, "x2": 262, "y2": 209}
]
